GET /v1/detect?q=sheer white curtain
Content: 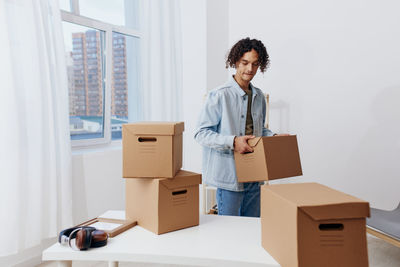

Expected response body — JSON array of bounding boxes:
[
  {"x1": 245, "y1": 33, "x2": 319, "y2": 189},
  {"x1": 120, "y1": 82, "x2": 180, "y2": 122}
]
[
  {"x1": 0, "y1": 0, "x2": 72, "y2": 258},
  {"x1": 141, "y1": 0, "x2": 183, "y2": 121}
]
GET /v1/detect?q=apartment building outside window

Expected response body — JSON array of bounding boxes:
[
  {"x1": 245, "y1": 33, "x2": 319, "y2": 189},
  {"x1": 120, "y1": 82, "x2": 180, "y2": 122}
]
[{"x1": 60, "y1": 0, "x2": 141, "y2": 147}]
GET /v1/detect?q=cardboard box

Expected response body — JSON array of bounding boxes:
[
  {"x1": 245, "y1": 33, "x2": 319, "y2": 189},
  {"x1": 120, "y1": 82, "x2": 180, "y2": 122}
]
[
  {"x1": 261, "y1": 183, "x2": 370, "y2": 267},
  {"x1": 123, "y1": 122, "x2": 184, "y2": 178},
  {"x1": 125, "y1": 170, "x2": 201, "y2": 234},
  {"x1": 234, "y1": 135, "x2": 302, "y2": 182}
]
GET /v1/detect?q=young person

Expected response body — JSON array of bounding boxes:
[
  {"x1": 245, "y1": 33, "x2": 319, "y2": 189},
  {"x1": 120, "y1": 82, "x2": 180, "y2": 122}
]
[{"x1": 195, "y1": 38, "x2": 287, "y2": 217}]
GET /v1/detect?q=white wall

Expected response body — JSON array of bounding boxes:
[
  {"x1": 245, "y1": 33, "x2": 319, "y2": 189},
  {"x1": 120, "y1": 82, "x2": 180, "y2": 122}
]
[
  {"x1": 227, "y1": 0, "x2": 400, "y2": 209},
  {"x1": 206, "y1": 0, "x2": 229, "y2": 90},
  {"x1": 181, "y1": 0, "x2": 206, "y2": 173},
  {"x1": 181, "y1": 0, "x2": 207, "y2": 212},
  {"x1": 71, "y1": 146, "x2": 125, "y2": 224}
]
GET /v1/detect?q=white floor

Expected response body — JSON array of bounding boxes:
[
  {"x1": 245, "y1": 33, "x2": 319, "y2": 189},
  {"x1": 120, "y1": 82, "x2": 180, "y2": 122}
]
[{"x1": 36, "y1": 234, "x2": 400, "y2": 267}]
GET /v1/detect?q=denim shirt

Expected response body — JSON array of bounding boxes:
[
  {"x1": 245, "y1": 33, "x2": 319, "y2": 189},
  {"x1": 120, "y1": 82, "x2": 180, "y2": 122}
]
[{"x1": 194, "y1": 76, "x2": 274, "y2": 191}]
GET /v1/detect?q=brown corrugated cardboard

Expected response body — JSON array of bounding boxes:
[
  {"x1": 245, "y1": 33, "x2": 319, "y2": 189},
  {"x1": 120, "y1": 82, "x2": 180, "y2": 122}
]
[
  {"x1": 122, "y1": 122, "x2": 184, "y2": 178},
  {"x1": 261, "y1": 183, "x2": 370, "y2": 267},
  {"x1": 125, "y1": 170, "x2": 201, "y2": 234},
  {"x1": 234, "y1": 135, "x2": 302, "y2": 182}
]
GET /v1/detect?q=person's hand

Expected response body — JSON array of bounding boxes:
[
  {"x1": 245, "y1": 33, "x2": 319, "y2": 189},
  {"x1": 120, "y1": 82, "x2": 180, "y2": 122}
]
[
  {"x1": 274, "y1": 133, "x2": 290, "y2": 136},
  {"x1": 234, "y1": 135, "x2": 255, "y2": 154}
]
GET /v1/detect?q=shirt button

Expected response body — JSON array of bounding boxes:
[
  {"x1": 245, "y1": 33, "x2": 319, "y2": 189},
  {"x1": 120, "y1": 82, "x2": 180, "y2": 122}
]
[
  {"x1": 240, "y1": 132, "x2": 243, "y2": 135},
  {"x1": 241, "y1": 115, "x2": 244, "y2": 118}
]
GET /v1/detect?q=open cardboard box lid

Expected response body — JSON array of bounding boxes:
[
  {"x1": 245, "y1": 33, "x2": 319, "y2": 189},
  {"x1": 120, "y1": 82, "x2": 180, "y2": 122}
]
[
  {"x1": 160, "y1": 170, "x2": 202, "y2": 190},
  {"x1": 123, "y1": 122, "x2": 184, "y2": 136},
  {"x1": 265, "y1": 183, "x2": 370, "y2": 220}
]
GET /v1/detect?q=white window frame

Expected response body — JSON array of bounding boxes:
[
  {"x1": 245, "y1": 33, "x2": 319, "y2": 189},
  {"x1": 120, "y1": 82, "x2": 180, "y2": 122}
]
[{"x1": 61, "y1": 0, "x2": 141, "y2": 148}]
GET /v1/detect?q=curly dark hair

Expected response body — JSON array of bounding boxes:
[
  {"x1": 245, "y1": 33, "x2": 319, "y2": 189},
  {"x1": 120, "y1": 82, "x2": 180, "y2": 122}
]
[{"x1": 225, "y1": 38, "x2": 270, "y2": 73}]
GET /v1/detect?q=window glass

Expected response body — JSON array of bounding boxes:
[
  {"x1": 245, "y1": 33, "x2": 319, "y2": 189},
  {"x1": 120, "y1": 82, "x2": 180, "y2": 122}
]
[
  {"x1": 63, "y1": 22, "x2": 106, "y2": 140},
  {"x1": 111, "y1": 32, "x2": 140, "y2": 140}
]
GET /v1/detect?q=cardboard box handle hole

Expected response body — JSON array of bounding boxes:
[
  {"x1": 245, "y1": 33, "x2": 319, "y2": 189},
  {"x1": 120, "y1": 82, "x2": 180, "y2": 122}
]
[
  {"x1": 138, "y1": 137, "x2": 157, "y2": 142},
  {"x1": 319, "y1": 223, "x2": 344, "y2": 231},
  {"x1": 172, "y1": 189, "x2": 187, "y2": 196}
]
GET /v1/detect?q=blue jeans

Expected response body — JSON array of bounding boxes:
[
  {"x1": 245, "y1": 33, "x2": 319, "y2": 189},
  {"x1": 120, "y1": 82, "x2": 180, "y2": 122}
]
[{"x1": 216, "y1": 182, "x2": 260, "y2": 217}]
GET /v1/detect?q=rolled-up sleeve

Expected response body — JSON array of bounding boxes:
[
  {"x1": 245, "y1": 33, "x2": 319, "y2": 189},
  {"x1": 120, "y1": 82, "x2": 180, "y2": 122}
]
[{"x1": 194, "y1": 91, "x2": 235, "y2": 150}]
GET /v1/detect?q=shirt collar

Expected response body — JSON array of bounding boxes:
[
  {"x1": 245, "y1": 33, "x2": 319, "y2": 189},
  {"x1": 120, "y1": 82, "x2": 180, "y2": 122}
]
[{"x1": 227, "y1": 75, "x2": 258, "y2": 97}]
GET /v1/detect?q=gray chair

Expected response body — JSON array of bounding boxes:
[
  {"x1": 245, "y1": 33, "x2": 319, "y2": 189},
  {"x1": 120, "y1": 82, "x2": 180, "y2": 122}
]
[{"x1": 367, "y1": 202, "x2": 400, "y2": 247}]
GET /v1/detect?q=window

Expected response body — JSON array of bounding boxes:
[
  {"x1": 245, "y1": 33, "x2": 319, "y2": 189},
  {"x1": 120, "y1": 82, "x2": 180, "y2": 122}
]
[
  {"x1": 79, "y1": 0, "x2": 139, "y2": 30},
  {"x1": 60, "y1": 0, "x2": 141, "y2": 147}
]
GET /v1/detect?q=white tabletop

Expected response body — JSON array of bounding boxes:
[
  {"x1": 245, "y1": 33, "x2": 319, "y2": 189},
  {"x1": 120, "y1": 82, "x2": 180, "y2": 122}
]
[{"x1": 42, "y1": 211, "x2": 280, "y2": 267}]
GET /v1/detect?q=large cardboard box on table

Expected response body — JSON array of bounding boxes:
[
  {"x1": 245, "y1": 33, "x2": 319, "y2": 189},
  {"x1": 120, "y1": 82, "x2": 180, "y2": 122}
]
[
  {"x1": 125, "y1": 170, "x2": 201, "y2": 235},
  {"x1": 234, "y1": 135, "x2": 302, "y2": 182},
  {"x1": 261, "y1": 182, "x2": 370, "y2": 267},
  {"x1": 123, "y1": 122, "x2": 184, "y2": 178}
]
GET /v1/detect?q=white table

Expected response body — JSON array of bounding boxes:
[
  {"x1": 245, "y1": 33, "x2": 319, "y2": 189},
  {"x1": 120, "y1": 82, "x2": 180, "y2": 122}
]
[{"x1": 42, "y1": 210, "x2": 279, "y2": 267}]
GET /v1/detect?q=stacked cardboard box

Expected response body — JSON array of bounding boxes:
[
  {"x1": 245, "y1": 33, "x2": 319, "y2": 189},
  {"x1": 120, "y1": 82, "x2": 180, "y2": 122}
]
[
  {"x1": 122, "y1": 122, "x2": 201, "y2": 234},
  {"x1": 234, "y1": 135, "x2": 370, "y2": 267}
]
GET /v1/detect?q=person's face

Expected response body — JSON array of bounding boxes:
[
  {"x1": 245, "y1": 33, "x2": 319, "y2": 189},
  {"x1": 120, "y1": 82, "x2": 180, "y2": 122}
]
[{"x1": 235, "y1": 49, "x2": 260, "y2": 83}]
